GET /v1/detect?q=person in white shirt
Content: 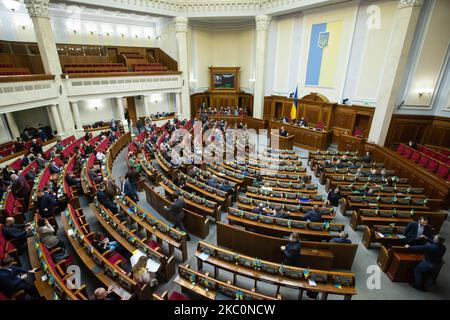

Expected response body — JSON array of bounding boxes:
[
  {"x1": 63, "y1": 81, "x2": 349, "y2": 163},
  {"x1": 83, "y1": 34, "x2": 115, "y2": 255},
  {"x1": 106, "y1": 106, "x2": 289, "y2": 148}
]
[{"x1": 96, "y1": 150, "x2": 106, "y2": 161}]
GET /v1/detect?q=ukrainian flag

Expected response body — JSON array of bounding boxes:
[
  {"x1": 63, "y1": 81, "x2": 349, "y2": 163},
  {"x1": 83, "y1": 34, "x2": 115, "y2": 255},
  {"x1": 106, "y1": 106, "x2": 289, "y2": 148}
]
[
  {"x1": 305, "y1": 21, "x2": 343, "y2": 87},
  {"x1": 290, "y1": 86, "x2": 298, "y2": 121}
]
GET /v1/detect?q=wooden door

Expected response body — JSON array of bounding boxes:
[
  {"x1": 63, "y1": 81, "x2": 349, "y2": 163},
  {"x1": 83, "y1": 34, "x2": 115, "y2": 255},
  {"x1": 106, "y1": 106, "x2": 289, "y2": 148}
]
[{"x1": 126, "y1": 97, "x2": 138, "y2": 125}]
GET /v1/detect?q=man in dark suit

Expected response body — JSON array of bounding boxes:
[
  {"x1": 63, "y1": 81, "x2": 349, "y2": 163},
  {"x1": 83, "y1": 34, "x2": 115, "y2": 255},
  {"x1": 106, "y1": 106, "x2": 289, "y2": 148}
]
[
  {"x1": 119, "y1": 176, "x2": 138, "y2": 202},
  {"x1": 251, "y1": 203, "x2": 266, "y2": 215},
  {"x1": 301, "y1": 204, "x2": 322, "y2": 222},
  {"x1": 164, "y1": 193, "x2": 191, "y2": 241},
  {"x1": 362, "y1": 151, "x2": 372, "y2": 163},
  {"x1": 65, "y1": 172, "x2": 81, "y2": 191},
  {"x1": 405, "y1": 234, "x2": 446, "y2": 291},
  {"x1": 97, "y1": 185, "x2": 119, "y2": 214},
  {"x1": 39, "y1": 187, "x2": 61, "y2": 217},
  {"x1": 279, "y1": 127, "x2": 289, "y2": 137},
  {"x1": 21, "y1": 153, "x2": 33, "y2": 168},
  {"x1": 404, "y1": 217, "x2": 434, "y2": 245},
  {"x1": 219, "y1": 180, "x2": 233, "y2": 193},
  {"x1": 206, "y1": 176, "x2": 219, "y2": 189},
  {"x1": 3, "y1": 217, "x2": 32, "y2": 248},
  {"x1": 49, "y1": 160, "x2": 61, "y2": 174},
  {"x1": 11, "y1": 174, "x2": 30, "y2": 213},
  {"x1": 281, "y1": 233, "x2": 301, "y2": 266},
  {"x1": 0, "y1": 262, "x2": 40, "y2": 299},
  {"x1": 125, "y1": 167, "x2": 140, "y2": 198},
  {"x1": 330, "y1": 231, "x2": 352, "y2": 244},
  {"x1": 30, "y1": 139, "x2": 43, "y2": 155},
  {"x1": 297, "y1": 117, "x2": 307, "y2": 127}
]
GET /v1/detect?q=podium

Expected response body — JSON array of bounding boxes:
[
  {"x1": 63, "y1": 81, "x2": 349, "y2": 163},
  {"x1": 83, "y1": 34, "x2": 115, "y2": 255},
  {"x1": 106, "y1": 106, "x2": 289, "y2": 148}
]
[
  {"x1": 338, "y1": 132, "x2": 366, "y2": 154},
  {"x1": 271, "y1": 133, "x2": 294, "y2": 150}
]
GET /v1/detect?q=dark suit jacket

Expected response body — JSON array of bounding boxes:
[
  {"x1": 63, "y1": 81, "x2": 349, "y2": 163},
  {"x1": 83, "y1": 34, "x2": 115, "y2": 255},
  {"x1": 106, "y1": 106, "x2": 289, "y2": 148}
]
[
  {"x1": 12, "y1": 176, "x2": 30, "y2": 198},
  {"x1": 409, "y1": 242, "x2": 446, "y2": 264},
  {"x1": 97, "y1": 190, "x2": 117, "y2": 210},
  {"x1": 279, "y1": 129, "x2": 288, "y2": 137},
  {"x1": 165, "y1": 198, "x2": 185, "y2": 220},
  {"x1": 121, "y1": 180, "x2": 133, "y2": 196},
  {"x1": 301, "y1": 210, "x2": 322, "y2": 222},
  {"x1": 49, "y1": 164, "x2": 61, "y2": 174},
  {"x1": 404, "y1": 221, "x2": 433, "y2": 244},
  {"x1": 0, "y1": 266, "x2": 29, "y2": 296},
  {"x1": 283, "y1": 241, "x2": 301, "y2": 266},
  {"x1": 39, "y1": 192, "x2": 58, "y2": 214},
  {"x1": 330, "y1": 237, "x2": 351, "y2": 244},
  {"x1": 3, "y1": 224, "x2": 27, "y2": 241}
]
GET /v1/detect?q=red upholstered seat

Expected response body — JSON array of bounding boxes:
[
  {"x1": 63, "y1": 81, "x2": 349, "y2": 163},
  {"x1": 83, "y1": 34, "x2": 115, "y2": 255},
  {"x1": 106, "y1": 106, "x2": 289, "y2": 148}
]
[
  {"x1": 436, "y1": 164, "x2": 449, "y2": 179},
  {"x1": 410, "y1": 150, "x2": 421, "y2": 163},
  {"x1": 403, "y1": 147, "x2": 413, "y2": 159},
  {"x1": 426, "y1": 159, "x2": 439, "y2": 173},
  {"x1": 397, "y1": 144, "x2": 406, "y2": 154},
  {"x1": 147, "y1": 240, "x2": 161, "y2": 251},
  {"x1": 316, "y1": 121, "x2": 324, "y2": 130},
  {"x1": 169, "y1": 291, "x2": 188, "y2": 300},
  {"x1": 108, "y1": 252, "x2": 126, "y2": 266},
  {"x1": 418, "y1": 155, "x2": 430, "y2": 168}
]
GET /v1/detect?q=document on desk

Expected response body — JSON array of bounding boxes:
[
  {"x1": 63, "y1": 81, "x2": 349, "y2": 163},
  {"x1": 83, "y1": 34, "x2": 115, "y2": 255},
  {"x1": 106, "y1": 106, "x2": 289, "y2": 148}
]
[
  {"x1": 198, "y1": 252, "x2": 210, "y2": 261},
  {"x1": 110, "y1": 284, "x2": 132, "y2": 300},
  {"x1": 308, "y1": 279, "x2": 317, "y2": 287},
  {"x1": 130, "y1": 250, "x2": 161, "y2": 273},
  {"x1": 376, "y1": 232, "x2": 385, "y2": 238},
  {"x1": 67, "y1": 228, "x2": 75, "y2": 238}
]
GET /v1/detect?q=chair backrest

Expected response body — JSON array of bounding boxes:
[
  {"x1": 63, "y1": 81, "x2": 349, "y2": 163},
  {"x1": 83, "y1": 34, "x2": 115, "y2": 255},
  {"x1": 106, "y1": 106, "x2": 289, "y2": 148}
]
[{"x1": 436, "y1": 164, "x2": 449, "y2": 178}]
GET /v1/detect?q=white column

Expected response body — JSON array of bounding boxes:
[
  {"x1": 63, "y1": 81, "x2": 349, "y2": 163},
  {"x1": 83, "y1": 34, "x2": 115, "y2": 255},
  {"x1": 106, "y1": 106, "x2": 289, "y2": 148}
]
[
  {"x1": 253, "y1": 15, "x2": 271, "y2": 119},
  {"x1": 50, "y1": 104, "x2": 64, "y2": 135},
  {"x1": 368, "y1": 0, "x2": 423, "y2": 145},
  {"x1": 175, "y1": 16, "x2": 191, "y2": 120},
  {"x1": 175, "y1": 92, "x2": 182, "y2": 116},
  {"x1": 5, "y1": 113, "x2": 20, "y2": 139},
  {"x1": 24, "y1": 0, "x2": 75, "y2": 137},
  {"x1": 143, "y1": 95, "x2": 151, "y2": 116},
  {"x1": 71, "y1": 101, "x2": 84, "y2": 137},
  {"x1": 116, "y1": 97, "x2": 129, "y2": 132}
]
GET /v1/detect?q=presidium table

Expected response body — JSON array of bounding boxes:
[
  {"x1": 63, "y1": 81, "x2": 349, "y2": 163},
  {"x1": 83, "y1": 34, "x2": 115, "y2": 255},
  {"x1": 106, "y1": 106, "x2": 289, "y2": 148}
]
[{"x1": 268, "y1": 120, "x2": 333, "y2": 150}]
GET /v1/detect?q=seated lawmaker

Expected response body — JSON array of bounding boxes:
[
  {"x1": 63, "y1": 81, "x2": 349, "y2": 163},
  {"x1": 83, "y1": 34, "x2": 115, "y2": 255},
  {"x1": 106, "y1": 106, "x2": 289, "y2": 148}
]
[
  {"x1": 3, "y1": 217, "x2": 32, "y2": 248},
  {"x1": 206, "y1": 176, "x2": 220, "y2": 189},
  {"x1": 362, "y1": 151, "x2": 372, "y2": 163},
  {"x1": 405, "y1": 235, "x2": 446, "y2": 291},
  {"x1": 408, "y1": 140, "x2": 418, "y2": 150},
  {"x1": 49, "y1": 160, "x2": 61, "y2": 174},
  {"x1": 119, "y1": 176, "x2": 138, "y2": 202},
  {"x1": 97, "y1": 185, "x2": 119, "y2": 214},
  {"x1": 65, "y1": 172, "x2": 82, "y2": 191},
  {"x1": 279, "y1": 127, "x2": 289, "y2": 137},
  {"x1": 14, "y1": 138, "x2": 26, "y2": 152},
  {"x1": 0, "y1": 260, "x2": 40, "y2": 299},
  {"x1": 330, "y1": 231, "x2": 351, "y2": 244},
  {"x1": 297, "y1": 117, "x2": 307, "y2": 127},
  {"x1": 404, "y1": 217, "x2": 434, "y2": 245},
  {"x1": 38, "y1": 187, "x2": 63, "y2": 217},
  {"x1": 251, "y1": 203, "x2": 266, "y2": 215},
  {"x1": 219, "y1": 180, "x2": 233, "y2": 193},
  {"x1": 281, "y1": 233, "x2": 301, "y2": 266},
  {"x1": 301, "y1": 204, "x2": 322, "y2": 222}
]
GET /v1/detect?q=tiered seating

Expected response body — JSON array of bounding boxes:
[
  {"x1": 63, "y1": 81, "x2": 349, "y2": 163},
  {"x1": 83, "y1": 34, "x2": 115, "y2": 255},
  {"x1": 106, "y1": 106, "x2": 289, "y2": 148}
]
[
  {"x1": 29, "y1": 214, "x2": 89, "y2": 300},
  {"x1": 0, "y1": 64, "x2": 31, "y2": 76},
  {"x1": 194, "y1": 241, "x2": 356, "y2": 300},
  {"x1": 397, "y1": 143, "x2": 450, "y2": 180},
  {"x1": 64, "y1": 63, "x2": 127, "y2": 74},
  {"x1": 62, "y1": 204, "x2": 136, "y2": 297},
  {"x1": 227, "y1": 208, "x2": 344, "y2": 241},
  {"x1": 133, "y1": 63, "x2": 168, "y2": 72},
  {"x1": 174, "y1": 264, "x2": 280, "y2": 300}
]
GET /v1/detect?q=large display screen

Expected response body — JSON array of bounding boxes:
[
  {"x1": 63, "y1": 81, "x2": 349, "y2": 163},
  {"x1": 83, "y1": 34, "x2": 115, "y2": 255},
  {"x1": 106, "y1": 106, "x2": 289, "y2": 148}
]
[{"x1": 213, "y1": 73, "x2": 236, "y2": 89}]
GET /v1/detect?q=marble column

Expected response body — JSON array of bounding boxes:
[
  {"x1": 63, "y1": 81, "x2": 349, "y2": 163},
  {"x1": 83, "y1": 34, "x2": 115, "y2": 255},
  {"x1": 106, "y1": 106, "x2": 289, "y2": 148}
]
[
  {"x1": 116, "y1": 97, "x2": 129, "y2": 132},
  {"x1": 50, "y1": 104, "x2": 64, "y2": 135},
  {"x1": 143, "y1": 95, "x2": 151, "y2": 116},
  {"x1": 71, "y1": 101, "x2": 84, "y2": 137},
  {"x1": 175, "y1": 92, "x2": 182, "y2": 116},
  {"x1": 24, "y1": 0, "x2": 75, "y2": 137},
  {"x1": 253, "y1": 15, "x2": 271, "y2": 119},
  {"x1": 5, "y1": 113, "x2": 20, "y2": 139},
  {"x1": 175, "y1": 16, "x2": 191, "y2": 120},
  {"x1": 368, "y1": 0, "x2": 423, "y2": 145}
]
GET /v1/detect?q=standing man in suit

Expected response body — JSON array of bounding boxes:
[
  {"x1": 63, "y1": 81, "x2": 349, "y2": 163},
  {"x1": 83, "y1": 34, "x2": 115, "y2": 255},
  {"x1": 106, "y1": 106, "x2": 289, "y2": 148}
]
[
  {"x1": 11, "y1": 174, "x2": 30, "y2": 214},
  {"x1": 405, "y1": 234, "x2": 446, "y2": 291},
  {"x1": 404, "y1": 217, "x2": 434, "y2": 245},
  {"x1": 279, "y1": 127, "x2": 289, "y2": 137},
  {"x1": 164, "y1": 193, "x2": 191, "y2": 241},
  {"x1": 125, "y1": 167, "x2": 140, "y2": 199},
  {"x1": 330, "y1": 231, "x2": 352, "y2": 244},
  {"x1": 281, "y1": 233, "x2": 301, "y2": 266},
  {"x1": 119, "y1": 176, "x2": 138, "y2": 202}
]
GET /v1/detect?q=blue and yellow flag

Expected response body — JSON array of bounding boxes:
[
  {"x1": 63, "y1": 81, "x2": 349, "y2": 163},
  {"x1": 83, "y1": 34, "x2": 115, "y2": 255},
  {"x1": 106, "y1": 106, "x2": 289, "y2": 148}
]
[{"x1": 290, "y1": 86, "x2": 298, "y2": 121}]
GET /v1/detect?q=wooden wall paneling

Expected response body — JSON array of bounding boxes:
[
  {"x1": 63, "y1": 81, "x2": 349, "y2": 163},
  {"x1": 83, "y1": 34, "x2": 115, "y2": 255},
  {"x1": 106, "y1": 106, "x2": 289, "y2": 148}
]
[{"x1": 384, "y1": 115, "x2": 433, "y2": 149}]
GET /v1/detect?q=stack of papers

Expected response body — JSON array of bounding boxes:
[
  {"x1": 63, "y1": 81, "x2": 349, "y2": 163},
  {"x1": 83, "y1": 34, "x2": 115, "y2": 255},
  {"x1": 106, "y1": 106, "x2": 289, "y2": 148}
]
[
  {"x1": 308, "y1": 279, "x2": 317, "y2": 287},
  {"x1": 198, "y1": 252, "x2": 210, "y2": 261}
]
